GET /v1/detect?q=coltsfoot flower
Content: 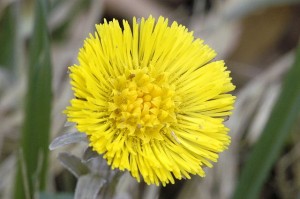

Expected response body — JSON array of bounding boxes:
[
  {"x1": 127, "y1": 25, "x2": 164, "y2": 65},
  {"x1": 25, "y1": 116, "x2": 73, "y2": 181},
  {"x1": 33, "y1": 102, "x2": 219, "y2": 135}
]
[{"x1": 65, "y1": 16, "x2": 236, "y2": 186}]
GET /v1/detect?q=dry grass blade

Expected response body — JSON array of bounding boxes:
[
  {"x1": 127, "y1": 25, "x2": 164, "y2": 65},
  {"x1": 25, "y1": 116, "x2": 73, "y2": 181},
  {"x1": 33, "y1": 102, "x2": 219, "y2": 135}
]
[{"x1": 0, "y1": 155, "x2": 16, "y2": 199}]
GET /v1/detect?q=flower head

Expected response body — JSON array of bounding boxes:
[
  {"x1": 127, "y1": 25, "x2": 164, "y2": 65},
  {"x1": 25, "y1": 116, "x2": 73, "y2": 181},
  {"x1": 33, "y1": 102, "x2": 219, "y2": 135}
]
[{"x1": 65, "y1": 16, "x2": 236, "y2": 186}]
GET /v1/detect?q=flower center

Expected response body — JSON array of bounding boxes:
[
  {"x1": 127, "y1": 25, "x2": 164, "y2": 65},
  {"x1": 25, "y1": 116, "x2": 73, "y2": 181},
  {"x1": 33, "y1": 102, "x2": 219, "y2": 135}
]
[{"x1": 108, "y1": 68, "x2": 177, "y2": 142}]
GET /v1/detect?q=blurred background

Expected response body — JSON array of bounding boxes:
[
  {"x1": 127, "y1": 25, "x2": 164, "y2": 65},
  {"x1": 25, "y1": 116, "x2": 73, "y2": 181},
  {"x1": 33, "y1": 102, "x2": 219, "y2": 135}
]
[{"x1": 1, "y1": 0, "x2": 300, "y2": 198}]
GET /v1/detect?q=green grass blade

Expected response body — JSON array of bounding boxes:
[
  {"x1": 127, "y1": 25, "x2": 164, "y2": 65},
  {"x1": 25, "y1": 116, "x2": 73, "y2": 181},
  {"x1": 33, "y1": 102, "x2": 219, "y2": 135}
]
[
  {"x1": 0, "y1": 4, "x2": 16, "y2": 70},
  {"x1": 14, "y1": 0, "x2": 52, "y2": 198},
  {"x1": 232, "y1": 45, "x2": 300, "y2": 199}
]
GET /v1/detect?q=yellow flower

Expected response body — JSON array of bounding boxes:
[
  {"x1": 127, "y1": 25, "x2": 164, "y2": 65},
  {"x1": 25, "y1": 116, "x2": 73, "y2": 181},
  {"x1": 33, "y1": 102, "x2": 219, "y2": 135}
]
[{"x1": 65, "y1": 16, "x2": 236, "y2": 186}]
